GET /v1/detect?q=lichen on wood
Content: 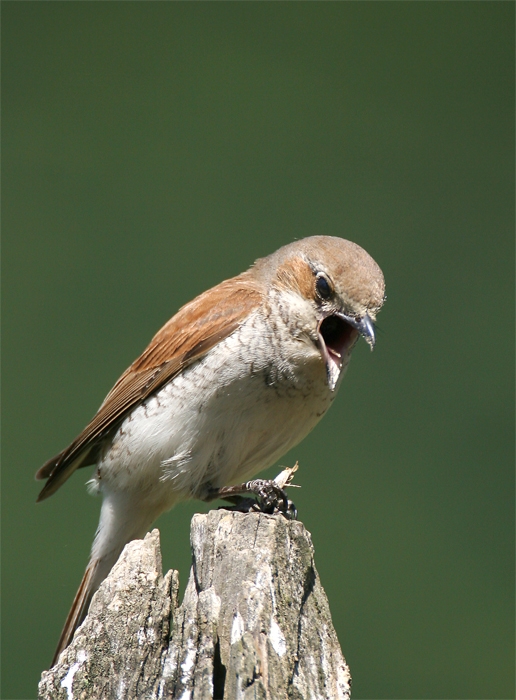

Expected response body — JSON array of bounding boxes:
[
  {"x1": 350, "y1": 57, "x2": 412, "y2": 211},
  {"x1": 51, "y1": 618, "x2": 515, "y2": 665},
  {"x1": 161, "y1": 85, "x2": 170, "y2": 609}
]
[{"x1": 39, "y1": 511, "x2": 351, "y2": 700}]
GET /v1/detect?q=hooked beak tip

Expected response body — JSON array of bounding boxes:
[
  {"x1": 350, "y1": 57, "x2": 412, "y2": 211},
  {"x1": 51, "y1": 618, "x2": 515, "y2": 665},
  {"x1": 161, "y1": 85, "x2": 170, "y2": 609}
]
[
  {"x1": 346, "y1": 313, "x2": 376, "y2": 350},
  {"x1": 363, "y1": 316, "x2": 376, "y2": 350}
]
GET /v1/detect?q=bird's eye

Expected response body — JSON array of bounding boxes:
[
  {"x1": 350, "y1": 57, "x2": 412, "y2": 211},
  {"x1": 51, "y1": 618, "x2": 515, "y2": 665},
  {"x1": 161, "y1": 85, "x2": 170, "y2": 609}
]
[{"x1": 315, "y1": 273, "x2": 333, "y2": 300}]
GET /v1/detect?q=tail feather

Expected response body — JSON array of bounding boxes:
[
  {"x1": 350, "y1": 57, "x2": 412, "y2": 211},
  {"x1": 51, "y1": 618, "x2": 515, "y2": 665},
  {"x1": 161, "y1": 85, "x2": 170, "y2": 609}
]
[
  {"x1": 49, "y1": 493, "x2": 161, "y2": 668},
  {"x1": 51, "y1": 558, "x2": 101, "y2": 667}
]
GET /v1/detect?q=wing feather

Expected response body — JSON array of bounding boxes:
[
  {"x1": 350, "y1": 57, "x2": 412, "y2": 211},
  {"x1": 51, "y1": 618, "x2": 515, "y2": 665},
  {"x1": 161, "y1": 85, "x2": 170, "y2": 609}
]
[{"x1": 36, "y1": 274, "x2": 261, "y2": 501}]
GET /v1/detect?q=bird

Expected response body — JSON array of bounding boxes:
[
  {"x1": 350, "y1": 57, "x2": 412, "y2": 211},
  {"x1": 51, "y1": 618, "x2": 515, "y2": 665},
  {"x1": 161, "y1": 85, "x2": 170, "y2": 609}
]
[{"x1": 36, "y1": 235, "x2": 385, "y2": 666}]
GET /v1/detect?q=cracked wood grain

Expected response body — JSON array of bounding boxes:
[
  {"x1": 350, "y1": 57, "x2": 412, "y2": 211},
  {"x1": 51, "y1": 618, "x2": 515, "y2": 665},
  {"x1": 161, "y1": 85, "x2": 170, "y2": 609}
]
[{"x1": 38, "y1": 512, "x2": 351, "y2": 700}]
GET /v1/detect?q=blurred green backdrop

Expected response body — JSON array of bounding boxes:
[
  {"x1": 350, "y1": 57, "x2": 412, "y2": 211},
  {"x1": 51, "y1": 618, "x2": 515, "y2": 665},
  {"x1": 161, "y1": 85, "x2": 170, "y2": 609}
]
[{"x1": 2, "y1": 3, "x2": 514, "y2": 699}]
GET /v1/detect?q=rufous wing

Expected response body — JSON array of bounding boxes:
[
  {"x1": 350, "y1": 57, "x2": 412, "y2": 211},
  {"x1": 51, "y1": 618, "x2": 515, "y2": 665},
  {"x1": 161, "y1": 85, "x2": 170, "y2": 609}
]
[{"x1": 36, "y1": 272, "x2": 262, "y2": 501}]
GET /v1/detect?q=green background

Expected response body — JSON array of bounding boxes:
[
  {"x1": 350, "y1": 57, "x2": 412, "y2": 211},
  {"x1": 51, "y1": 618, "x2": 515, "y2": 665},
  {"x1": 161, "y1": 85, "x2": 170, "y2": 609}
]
[{"x1": 2, "y1": 3, "x2": 514, "y2": 699}]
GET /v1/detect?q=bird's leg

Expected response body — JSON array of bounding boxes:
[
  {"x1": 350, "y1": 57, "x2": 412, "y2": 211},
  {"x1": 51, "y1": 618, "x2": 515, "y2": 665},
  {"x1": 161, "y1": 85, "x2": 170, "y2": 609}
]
[{"x1": 205, "y1": 463, "x2": 299, "y2": 519}]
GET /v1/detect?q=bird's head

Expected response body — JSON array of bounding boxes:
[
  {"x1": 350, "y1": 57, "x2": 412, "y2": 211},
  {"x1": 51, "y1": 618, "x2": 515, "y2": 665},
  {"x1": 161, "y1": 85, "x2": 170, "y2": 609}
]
[{"x1": 254, "y1": 236, "x2": 385, "y2": 391}]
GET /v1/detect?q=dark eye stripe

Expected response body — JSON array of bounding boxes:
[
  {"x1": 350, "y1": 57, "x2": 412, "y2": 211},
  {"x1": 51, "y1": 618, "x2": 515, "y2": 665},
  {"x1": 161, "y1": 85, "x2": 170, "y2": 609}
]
[{"x1": 315, "y1": 273, "x2": 333, "y2": 300}]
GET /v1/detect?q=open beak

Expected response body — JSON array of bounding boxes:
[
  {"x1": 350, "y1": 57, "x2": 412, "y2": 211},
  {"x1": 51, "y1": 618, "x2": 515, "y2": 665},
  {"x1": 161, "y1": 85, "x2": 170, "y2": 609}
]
[{"x1": 317, "y1": 312, "x2": 376, "y2": 391}]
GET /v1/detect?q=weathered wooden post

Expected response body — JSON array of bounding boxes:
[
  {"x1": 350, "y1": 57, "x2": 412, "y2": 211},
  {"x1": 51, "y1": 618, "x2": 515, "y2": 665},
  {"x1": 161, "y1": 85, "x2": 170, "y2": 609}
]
[{"x1": 39, "y1": 511, "x2": 351, "y2": 699}]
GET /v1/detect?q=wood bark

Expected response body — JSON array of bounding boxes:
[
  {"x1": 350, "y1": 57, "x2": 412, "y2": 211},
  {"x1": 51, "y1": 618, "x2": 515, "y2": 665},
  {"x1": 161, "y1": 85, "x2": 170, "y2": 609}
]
[{"x1": 38, "y1": 511, "x2": 351, "y2": 699}]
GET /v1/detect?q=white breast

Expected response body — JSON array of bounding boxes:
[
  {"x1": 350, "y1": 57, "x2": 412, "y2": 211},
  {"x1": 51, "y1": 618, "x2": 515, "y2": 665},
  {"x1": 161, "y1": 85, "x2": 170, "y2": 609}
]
[{"x1": 96, "y1": 305, "x2": 347, "y2": 513}]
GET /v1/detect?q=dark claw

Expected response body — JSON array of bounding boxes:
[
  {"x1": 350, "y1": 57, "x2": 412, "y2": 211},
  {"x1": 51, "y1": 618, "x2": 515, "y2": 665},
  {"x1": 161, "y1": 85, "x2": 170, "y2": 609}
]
[{"x1": 285, "y1": 500, "x2": 298, "y2": 520}]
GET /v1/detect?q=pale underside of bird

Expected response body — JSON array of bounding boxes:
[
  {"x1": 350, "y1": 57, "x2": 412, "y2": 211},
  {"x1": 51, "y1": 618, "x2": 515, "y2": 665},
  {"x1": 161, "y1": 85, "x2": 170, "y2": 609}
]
[{"x1": 36, "y1": 235, "x2": 385, "y2": 666}]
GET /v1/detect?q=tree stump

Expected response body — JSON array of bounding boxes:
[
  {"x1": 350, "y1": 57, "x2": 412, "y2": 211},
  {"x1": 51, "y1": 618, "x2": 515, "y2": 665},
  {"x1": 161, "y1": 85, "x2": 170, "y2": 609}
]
[{"x1": 38, "y1": 510, "x2": 351, "y2": 699}]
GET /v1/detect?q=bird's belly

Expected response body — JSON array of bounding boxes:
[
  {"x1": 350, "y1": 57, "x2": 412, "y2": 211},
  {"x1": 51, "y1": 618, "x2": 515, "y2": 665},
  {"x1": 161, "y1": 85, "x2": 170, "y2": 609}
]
[{"x1": 97, "y1": 323, "x2": 340, "y2": 508}]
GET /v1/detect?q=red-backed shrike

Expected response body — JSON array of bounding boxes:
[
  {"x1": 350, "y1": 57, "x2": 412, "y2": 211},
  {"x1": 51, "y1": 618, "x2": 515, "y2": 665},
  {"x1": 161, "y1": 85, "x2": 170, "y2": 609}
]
[{"x1": 36, "y1": 235, "x2": 385, "y2": 665}]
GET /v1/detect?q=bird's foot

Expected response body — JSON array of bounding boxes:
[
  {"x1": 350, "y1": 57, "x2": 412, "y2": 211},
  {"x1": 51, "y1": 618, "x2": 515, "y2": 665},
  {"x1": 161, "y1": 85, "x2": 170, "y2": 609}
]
[{"x1": 207, "y1": 463, "x2": 299, "y2": 520}]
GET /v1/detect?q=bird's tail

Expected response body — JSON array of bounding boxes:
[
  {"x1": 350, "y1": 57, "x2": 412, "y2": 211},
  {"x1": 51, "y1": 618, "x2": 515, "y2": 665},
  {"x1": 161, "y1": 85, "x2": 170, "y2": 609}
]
[
  {"x1": 51, "y1": 557, "x2": 104, "y2": 666},
  {"x1": 50, "y1": 493, "x2": 158, "y2": 667}
]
